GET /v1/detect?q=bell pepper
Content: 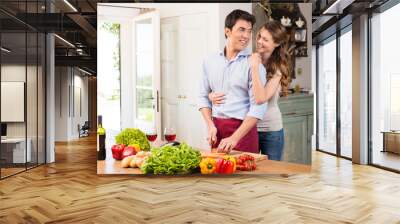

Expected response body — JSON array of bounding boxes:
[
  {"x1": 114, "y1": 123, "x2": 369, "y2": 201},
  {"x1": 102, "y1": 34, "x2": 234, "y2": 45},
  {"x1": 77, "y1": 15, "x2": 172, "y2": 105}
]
[
  {"x1": 129, "y1": 143, "x2": 141, "y2": 153},
  {"x1": 111, "y1": 144, "x2": 125, "y2": 160},
  {"x1": 224, "y1": 156, "x2": 236, "y2": 172},
  {"x1": 199, "y1": 158, "x2": 216, "y2": 174},
  {"x1": 215, "y1": 156, "x2": 236, "y2": 174}
]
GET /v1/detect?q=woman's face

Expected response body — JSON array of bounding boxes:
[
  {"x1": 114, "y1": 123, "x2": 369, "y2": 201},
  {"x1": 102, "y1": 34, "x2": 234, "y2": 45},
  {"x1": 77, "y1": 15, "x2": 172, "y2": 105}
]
[{"x1": 256, "y1": 28, "x2": 280, "y2": 55}]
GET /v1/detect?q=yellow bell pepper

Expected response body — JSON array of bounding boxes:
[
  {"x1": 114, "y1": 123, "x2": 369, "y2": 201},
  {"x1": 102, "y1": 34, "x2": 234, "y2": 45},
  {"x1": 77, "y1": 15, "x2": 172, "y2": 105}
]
[{"x1": 199, "y1": 158, "x2": 216, "y2": 174}]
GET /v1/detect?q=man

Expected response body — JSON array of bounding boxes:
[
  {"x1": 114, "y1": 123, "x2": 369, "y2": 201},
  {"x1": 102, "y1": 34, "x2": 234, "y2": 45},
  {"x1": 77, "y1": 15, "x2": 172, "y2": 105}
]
[{"x1": 199, "y1": 9, "x2": 267, "y2": 153}]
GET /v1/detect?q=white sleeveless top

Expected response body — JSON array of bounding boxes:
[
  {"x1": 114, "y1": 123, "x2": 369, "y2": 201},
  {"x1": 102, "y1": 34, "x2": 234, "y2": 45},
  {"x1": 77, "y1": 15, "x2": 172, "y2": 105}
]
[{"x1": 257, "y1": 84, "x2": 283, "y2": 132}]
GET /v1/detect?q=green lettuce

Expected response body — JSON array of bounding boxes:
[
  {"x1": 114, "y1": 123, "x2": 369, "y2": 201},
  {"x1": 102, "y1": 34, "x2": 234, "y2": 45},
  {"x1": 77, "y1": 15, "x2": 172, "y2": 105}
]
[
  {"x1": 115, "y1": 128, "x2": 150, "y2": 151},
  {"x1": 141, "y1": 143, "x2": 201, "y2": 175}
]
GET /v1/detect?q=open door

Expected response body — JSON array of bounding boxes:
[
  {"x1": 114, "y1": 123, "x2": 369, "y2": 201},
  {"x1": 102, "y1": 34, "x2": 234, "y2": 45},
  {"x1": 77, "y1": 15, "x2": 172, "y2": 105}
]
[{"x1": 132, "y1": 10, "x2": 161, "y2": 136}]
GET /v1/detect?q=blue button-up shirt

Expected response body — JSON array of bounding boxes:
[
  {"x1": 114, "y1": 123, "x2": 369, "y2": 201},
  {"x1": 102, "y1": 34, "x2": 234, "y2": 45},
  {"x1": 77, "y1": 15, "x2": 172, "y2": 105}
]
[{"x1": 199, "y1": 48, "x2": 267, "y2": 120}]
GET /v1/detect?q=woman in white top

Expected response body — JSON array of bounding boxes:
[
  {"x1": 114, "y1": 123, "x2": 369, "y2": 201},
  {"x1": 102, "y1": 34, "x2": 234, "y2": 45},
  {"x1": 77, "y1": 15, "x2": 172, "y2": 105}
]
[{"x1": 209, "y1": 21, "x2": 291, "y2": 160}]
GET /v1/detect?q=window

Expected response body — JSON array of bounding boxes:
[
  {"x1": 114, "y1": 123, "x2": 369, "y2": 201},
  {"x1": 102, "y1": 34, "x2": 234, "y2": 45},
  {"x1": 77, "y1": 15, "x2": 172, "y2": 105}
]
[
  {"x1": 370, "y1": 2, "x2": 400, "y2": 171},
  {"x1": 98, "y1": 22, "x2": 121, "y2": 148},
  {"x1": 0, "y1": 1, "x2": 46, "y2": 179},
  {"x1": 339, "y1": 27, "x2": 352, "y2": 158},
  {"x1": 317, "y1": 35, "x2": 337, "y2": 155}
]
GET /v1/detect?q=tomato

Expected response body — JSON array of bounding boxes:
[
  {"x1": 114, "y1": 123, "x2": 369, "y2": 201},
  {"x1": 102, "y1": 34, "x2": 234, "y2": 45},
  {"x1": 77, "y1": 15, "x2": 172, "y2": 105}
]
[{"x1": 236, "y1": 154, "x2": 256, "y2": 171}]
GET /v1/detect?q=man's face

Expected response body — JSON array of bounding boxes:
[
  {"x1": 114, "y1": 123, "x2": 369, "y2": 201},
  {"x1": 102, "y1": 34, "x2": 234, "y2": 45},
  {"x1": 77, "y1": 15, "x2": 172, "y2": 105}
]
[{"x1": 225, "y1": 19, "x2": 252, "y2": 52}]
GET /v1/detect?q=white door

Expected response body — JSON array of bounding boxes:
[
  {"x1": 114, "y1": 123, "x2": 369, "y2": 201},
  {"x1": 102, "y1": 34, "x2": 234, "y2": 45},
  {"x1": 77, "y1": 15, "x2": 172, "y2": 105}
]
[
  {"x1": 133, "y1": 11, "x2": 162, "y2": 136},
  {"x1": 178, "y1": 13, "x2": 209, "y2": 149},
  {"x1": 161, "y1": 13, "x2": 209, "y2": 149},
  {"x1": 161, "y1": 17, "x2": 179, "y2": 139}
]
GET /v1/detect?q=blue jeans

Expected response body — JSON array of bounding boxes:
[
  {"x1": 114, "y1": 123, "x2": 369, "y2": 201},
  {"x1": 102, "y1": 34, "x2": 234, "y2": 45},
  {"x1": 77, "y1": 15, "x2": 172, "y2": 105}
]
[{"x1": 258, "y1": 129, "x2": 284, "y2": 161}]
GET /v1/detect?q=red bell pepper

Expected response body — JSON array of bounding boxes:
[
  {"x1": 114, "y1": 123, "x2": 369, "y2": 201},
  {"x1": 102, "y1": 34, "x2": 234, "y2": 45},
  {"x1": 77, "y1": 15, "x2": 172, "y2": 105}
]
[
  {"x1": 111, "y1": 144, "x2": 125, "y2": 160},
  {"x1": 215, "y1": 157, "x2": 236, "y2": 174}
]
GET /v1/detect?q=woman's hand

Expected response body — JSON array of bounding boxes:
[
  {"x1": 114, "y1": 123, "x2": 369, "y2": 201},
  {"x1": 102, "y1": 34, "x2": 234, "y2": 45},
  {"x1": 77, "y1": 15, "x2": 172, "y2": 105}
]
[
  {"x1": 249, "y1": 53, "x2": 262, "y2": 69},
  {"x1": 208, "y1": 92, "x2": 226, "y2": 106}
]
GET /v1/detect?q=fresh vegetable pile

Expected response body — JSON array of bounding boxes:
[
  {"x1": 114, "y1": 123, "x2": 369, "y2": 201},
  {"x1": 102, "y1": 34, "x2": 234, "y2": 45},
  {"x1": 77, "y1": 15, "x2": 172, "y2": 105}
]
[
  {"x1": 236, "y1": 154, "x2": 256, "y2": 171},
  {"x1": 140, "y1": 143, "x2": 201, "y2": 175},
  {"x1": 111, "y1": 144, "x2": 141, "y2": 160},
  {"x1": 121, "y1": 151, "x2": 152, "y2": 168},
  {"x1": 200, "y1": 156, "x2": 236, "y2": 174},
  {"x1": 115, "y1": 128, "x2": 150, "y2": 151}
]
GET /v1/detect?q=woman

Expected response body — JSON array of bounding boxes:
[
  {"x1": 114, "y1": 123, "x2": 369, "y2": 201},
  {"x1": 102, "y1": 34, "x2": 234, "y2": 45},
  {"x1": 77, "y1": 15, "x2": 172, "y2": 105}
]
[{"x1": 209, "y1": 21, "x2": 291, "y2": 160}]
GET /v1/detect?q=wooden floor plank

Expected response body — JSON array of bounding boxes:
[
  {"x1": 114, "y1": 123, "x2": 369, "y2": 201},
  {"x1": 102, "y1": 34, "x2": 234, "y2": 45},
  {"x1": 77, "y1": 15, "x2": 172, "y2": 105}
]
[{"x1": 0, "y1": 135, "x2": 399, "y2": 223}]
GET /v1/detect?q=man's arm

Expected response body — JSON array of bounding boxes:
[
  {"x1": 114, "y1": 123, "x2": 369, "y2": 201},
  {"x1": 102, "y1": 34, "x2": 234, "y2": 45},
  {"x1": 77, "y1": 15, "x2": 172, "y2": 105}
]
[
  {"x1": 198, "y1": 60, "x2": 217, "y2": 147},
  {"x1": 200, "y1": 108, "x2": 217, "y2": 147}
]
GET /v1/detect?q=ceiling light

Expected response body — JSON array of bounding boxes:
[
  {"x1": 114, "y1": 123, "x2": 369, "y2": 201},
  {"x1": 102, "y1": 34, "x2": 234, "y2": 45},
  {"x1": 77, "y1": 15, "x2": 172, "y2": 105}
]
[
  {"x1": 1, "y1": 47, "x2": 11, "y2": 53},
  {"x1": 78, "y1": 67, "x2": 92, "y2": 76},
  {"x1": 323, "y1": 0, "x2": 355, "y2": 15},
  {"x1": 54, "y1": 34, "x2": 75, "y2": 48},
  {"x1": 63, "y1": 0, "x2": 78, "y2": 12}
]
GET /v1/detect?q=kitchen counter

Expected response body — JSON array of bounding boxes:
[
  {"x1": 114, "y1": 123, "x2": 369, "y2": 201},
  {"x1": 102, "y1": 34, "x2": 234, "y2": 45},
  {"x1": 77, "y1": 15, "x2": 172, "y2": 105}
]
[{"x1": 97, "y1": 150, "x2": 311, "y2": 175}]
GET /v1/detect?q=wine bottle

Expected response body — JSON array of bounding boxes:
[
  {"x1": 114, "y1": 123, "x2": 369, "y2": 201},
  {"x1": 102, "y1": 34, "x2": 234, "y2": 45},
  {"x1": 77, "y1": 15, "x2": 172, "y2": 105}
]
[{"x1": 97, "y1": 115, "x2": 106, "y2": 160}]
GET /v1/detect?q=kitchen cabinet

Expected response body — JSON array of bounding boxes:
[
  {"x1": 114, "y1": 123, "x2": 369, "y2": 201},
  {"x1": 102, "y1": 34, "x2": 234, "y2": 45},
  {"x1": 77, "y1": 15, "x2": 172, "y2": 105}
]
[{"x1": 279, "y1": 93, "x2": 314, "y2": 164}]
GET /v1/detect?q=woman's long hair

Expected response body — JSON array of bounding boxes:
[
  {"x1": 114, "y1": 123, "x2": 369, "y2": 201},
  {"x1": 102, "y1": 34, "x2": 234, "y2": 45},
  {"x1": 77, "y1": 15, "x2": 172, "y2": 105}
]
[{"x1": 258, "y1": 21, "x2": 292, "y2": 96}]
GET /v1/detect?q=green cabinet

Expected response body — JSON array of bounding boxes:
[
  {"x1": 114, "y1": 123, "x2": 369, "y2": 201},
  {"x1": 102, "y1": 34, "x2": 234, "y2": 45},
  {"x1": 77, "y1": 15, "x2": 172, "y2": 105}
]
[{"x1": 279, "y1": 93, "x2": 313, "y2": 165}]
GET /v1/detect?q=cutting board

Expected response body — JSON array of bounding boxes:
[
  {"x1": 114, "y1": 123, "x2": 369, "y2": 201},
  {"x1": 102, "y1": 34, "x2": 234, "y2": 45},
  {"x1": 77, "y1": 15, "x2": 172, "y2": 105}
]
[{"x1": 201, "y1": 150, "x2": 267, "y2": 162}]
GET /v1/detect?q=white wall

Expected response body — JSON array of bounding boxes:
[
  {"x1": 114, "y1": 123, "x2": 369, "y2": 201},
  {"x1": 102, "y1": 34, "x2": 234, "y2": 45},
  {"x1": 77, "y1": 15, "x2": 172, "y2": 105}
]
[
  {"x1": 55, "y1": 66, "x2": 68, "y2": 141},
  {"x1": 1, "y1": 65, "x2": 34, "y2": 138},
  {"x1": 219, "y1": 3, "x2": 253, "y2": 50},
  {"x1": 1, "y1": 63, "x2": 46, "y2": 163},
  {"x1": 54, "y1": 67, "x2": 89, "y2": 141},
  {"x1": 291, "y1": 3, "x2": 313, "y2": 91}
]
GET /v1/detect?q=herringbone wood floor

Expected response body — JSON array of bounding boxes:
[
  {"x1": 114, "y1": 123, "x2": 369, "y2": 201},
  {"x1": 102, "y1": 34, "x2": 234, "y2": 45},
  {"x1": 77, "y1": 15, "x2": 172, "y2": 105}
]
[{"x1": 1, "y1": 135, "x2": 400, "y2": 224}]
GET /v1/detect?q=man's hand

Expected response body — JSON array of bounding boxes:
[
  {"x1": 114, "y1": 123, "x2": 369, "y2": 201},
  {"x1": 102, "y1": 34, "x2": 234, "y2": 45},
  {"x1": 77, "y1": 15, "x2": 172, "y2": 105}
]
[
  {"x1": 207, "y1": 124, "x2": 218, "y2": 147},
  {"x1": 217, "y1": 135, "x2": 239, "y2": 154}
]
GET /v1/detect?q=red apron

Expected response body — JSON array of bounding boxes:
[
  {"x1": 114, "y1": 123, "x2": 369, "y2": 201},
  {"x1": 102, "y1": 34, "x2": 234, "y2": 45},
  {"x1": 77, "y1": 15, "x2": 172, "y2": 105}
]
[{"x1": 212, "y1": 117, "x2": 259, "y2": 153}]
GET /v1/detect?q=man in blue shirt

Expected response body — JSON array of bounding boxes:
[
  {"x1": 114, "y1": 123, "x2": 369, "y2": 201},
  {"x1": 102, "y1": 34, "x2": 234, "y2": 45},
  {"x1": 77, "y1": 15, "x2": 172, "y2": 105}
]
[{"x1": 199, "y1": 9, "x2": 267, "y2": 153}]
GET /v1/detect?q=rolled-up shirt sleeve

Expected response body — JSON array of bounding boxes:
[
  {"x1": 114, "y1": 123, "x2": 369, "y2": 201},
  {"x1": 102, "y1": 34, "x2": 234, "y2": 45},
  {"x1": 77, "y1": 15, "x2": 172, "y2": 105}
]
[
  {"x1": 198, "y1": 60, "x2": 212, "y2": 110},
  {"x1": 247, "y1": 64, "x2": 267, "y2": 119}
]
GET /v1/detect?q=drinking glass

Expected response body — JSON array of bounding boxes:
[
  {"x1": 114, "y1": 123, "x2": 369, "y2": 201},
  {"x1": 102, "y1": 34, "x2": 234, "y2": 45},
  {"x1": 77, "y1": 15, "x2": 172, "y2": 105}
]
[
  {"x1": 146, "y1": 127, "x2": 157, "y2": 147},
  {"x1": 164, "y1": 127, "x2": 176, "y2": 142}
]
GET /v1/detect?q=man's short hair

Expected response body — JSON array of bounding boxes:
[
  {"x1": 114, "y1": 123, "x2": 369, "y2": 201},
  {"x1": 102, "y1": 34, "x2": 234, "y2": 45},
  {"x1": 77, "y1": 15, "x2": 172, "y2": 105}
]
[{"x1": 225, "y1": 9, "x2": 256, "y2": 38}]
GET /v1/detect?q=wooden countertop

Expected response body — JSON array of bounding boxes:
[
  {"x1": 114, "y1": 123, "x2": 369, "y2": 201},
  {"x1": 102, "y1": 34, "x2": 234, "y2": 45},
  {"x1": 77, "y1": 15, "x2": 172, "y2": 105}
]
[{"x1": 97, "y1": 150, "x2": 310, "y2": 175}]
